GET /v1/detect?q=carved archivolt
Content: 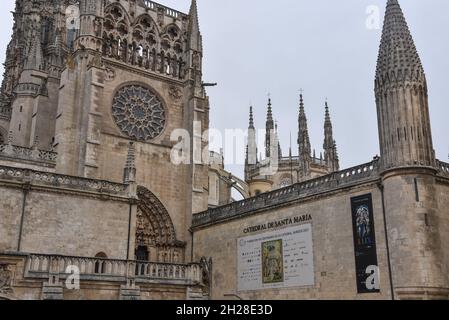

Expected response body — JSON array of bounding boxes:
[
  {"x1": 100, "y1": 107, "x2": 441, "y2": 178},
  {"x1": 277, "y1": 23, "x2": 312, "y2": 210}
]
[{"x1": 136, "y1": 186, "x2": 178, "y2": 248}]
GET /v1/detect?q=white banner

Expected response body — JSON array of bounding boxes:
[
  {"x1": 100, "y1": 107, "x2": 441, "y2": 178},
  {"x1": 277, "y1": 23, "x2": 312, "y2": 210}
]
[{"x1": 237, "y1": 223, "x2": 314, "y2": 291}]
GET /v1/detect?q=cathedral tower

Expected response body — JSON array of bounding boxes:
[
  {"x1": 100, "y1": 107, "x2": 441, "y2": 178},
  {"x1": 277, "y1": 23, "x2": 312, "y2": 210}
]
[
  {"x1": 5, "y1": 0, "x2": 72, "y2": 149},
  {"x1": 375, "y1": 0, "x2": 435, "y2": 169},
  {"x1": 377, "y1": 0, "x2": 448, "y2": 299}
]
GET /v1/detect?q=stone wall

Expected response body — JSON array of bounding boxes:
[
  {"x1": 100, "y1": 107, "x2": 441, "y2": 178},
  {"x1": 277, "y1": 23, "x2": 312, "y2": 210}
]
[
  {"x1": 0, "y1": 187, "x2": 23, "y2": 251},
  {"x1": 193, "y1": 182, "x2": 392, "y2": 300},
  {"x1": 382, "y1": 168, "x2": 449, "y2": 299},
  {"x1": 19, "y1": 190, "x2": 130, "y2": 259},
  {"x1": 0, "y1": 166, "x2": 132, "y2": 259}
]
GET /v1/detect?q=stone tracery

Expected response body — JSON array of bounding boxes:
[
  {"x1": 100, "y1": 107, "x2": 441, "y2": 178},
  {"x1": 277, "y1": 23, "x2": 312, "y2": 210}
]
[
  {"x1": 101, "y1": 3, "x2": 185, "y2": 79},
  {"x1": 112, "y1": 85, "x2": 166, "y2": 141}
]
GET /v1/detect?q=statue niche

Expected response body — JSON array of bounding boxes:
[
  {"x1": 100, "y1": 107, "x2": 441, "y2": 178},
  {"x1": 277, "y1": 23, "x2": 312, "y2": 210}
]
[{"x1": 135, "y1": 186, "x2": 185, "y2": 263}]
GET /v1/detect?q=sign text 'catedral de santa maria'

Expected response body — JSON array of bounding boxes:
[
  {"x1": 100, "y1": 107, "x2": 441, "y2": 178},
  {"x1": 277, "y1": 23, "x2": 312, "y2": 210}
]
[
  {"x1": 0, "y1": 0, "x2": 448, "y2": 301},
  {"x1": 242, "y1": 215, "x2": 313, "y2": 234}
]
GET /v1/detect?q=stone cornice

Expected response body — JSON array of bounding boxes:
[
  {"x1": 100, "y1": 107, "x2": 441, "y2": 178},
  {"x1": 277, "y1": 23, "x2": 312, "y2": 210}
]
[
  {"x1": 192, "y1": 160, "x2": 381, "y2": 229},
  {"x1": 0, "y1": 165, "x2": 130, "y2": 201}
]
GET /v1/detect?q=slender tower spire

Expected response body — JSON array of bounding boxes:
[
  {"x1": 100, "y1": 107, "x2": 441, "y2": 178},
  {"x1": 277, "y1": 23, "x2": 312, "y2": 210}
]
[
  {"x1": 246, "y1": 106, "x2": 257, "y2": 167},
  {"x1": 265, "y1": 97, "x2": 275, "y2": 158},
  {"x1": 188, "y1": 0, "x2": 203, "y2": 52},
  {"x1": 187, "y1": 0, "x2": 203, "y2": 90},
  {"x1": 298, "y1": 94, "x2": 311, "y2": 177},
  {"x1": 375, "y1": 0, "x2": 435, "y2": 169},
  {"x1": 323, "y1": 101, "x2": 340, "y2": 172}
]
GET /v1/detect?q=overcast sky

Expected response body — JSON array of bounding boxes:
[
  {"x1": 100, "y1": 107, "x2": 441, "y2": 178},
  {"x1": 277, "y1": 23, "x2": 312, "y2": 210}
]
[{"x1": 1, "y1": 0, "x2": 448, "y2": 181}]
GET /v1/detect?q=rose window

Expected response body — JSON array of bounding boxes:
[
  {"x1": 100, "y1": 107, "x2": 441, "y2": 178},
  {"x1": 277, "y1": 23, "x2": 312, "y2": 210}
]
[{"x1": 112, "y1": 85, "x2": 166, "y2": 141}]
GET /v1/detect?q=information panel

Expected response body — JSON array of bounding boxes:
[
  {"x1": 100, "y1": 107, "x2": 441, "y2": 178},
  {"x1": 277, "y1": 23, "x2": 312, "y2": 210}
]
[
  {"x1": 350, "y1": 194, "x2": 380, "y2": 293},
  {"x1": 237, "y1": 224, "x2": 314, "y2": 291}
]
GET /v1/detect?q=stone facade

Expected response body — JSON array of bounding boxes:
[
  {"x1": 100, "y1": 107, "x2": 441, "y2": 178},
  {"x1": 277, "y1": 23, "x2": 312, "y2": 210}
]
[
  {"x1": 0, "y1": 0, "x2": 448, "y2": 300},
  {"x1": 0, "y1": 0, "x2": 211, "y2": 300},
  {"x1": 192, "y1": 0, "x2": 449, "y2": 300}
]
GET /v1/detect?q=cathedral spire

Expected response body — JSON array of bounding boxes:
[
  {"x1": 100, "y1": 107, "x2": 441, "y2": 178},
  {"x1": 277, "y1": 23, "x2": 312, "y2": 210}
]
[
  {"x1": 323, "y1": 101, "x2": 339, "y2": 172},
  {"x1": 188, "y1": 0, "x2": 203, "y2": 52},
  {"x1": 24, "y1": 31, "x2": 43, "y2": 71},
  {"x1": 375, "y1": 0, "x2": 435, "y2": 169},
  {"x1": 265, "y1": 97, "x2": 275, "y2": 158},
  {"x1": 298, "y1": 94, "x2": 311, "y2": 177},
  {"x1": 246, "y1": 106, "x2": 257, "y2": 168},
  {"x1": 249, "y1": 105, "x2": 255, "y2": 129},
  {"x1": 376, "y1": 0, "x2": 424, "y2": 82}
]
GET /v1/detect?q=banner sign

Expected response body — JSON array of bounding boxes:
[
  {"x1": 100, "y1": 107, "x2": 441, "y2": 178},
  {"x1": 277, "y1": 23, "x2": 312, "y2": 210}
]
[
  {"x1": 350, "y1": 194, "x2": 380, "y2": 293},
  {"x1": 237, "y1": 223, "x2": 314, "y2": 291}
]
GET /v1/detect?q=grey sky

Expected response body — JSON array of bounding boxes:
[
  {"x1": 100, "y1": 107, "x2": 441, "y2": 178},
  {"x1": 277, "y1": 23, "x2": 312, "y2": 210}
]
[{"x1": 1, "y1": 0, "x2": 448, "y2": 181}]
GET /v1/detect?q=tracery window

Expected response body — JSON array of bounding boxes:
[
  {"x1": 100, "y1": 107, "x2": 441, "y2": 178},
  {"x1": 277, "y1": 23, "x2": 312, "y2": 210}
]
[{"x1": 112, "y1": 85, "x2": 166, "y2": 141}]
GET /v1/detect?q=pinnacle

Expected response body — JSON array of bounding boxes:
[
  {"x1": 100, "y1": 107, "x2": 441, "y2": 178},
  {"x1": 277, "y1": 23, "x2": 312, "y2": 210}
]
[
  {"x1": 249, "y1": 106, "x2": 255, "y2": 129},
  {"x1": 376, "y1": 0, "x2": 424, "y2": 83}
]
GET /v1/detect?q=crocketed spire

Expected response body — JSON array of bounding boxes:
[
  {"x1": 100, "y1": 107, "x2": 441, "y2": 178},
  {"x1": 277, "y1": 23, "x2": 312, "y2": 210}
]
[
  {"x1": 323, "y1": 101, "x2": 339, "y2": 172},
  {"x1": 298, "y1": 94, "x2": 311, "y2": 176},
  {"x1": 374, "y1": 0, "x2": 435, "y2": 169},
  {"x1": 188, "y1": 0, "x2": 203, "y2": 52},
  {"x1": 248, "y1": 106, "x2": 255, "y2": 129},
  {"x1": 246, "y1": 105, "x2": 257, "y2": 167},
  {"x1": 375, "y1": 0, "x2": 424, "y2": 85},
  {"x1": 265, "y1": 97, "x2": 275, "y2": 158}
]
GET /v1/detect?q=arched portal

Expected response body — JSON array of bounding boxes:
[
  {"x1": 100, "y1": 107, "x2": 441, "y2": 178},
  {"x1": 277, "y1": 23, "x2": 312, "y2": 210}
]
[{"x1": 135, "y1": 186, "x2": 185, "y2": 263}]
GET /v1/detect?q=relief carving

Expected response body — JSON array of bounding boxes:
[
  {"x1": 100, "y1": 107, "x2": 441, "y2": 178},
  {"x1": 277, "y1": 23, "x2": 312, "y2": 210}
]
[{"x1": 0, "y1": 264, "x2": 13, "y2": 294}]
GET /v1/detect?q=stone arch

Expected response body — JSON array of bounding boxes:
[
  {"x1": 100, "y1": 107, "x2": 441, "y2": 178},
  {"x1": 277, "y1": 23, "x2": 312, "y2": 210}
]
[{"x1": 135, "y1": 186, "x2": 185, "y2": 263}]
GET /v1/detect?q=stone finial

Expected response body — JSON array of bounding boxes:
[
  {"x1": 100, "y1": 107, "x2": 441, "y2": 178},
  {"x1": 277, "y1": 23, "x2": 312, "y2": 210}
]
[{"x1": 124, "y1": 142, "x2": 136, "y2": 184}]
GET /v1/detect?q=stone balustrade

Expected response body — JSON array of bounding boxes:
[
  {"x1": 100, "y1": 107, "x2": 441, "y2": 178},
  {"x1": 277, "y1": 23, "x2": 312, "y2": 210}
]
[
  {"x1": 193, "y1": 160, "x2": 380, "y2": 227},
  {"x1": 25, "y1": 254, "x2": 202, "y2": 285},
  {"x1": 143, "y1": 0, "x2": 185, "y2": 19},
  {"x1": 0, "y1": 143, "x2": 57, "y2": 164},
  {"x1": 437, "y1": 160, "x2": 449, "y2": 178},
  {"x1": 0, "y1": 165, "x2": 128, "y2": 195}
]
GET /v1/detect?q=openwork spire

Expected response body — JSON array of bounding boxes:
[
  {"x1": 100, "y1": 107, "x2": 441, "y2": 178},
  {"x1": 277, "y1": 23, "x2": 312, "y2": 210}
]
[{"x1": 375, "y1": 0, "x2": 424, "y2": 85}]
